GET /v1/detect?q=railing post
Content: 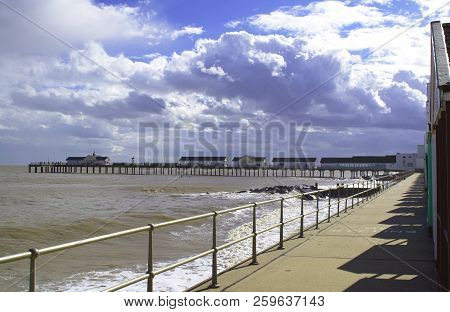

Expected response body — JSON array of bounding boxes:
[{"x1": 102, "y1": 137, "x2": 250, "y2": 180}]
[
  {"x1": 300, "y1": 196, "x2": 304, "y2": 238},
  {"x1": 357, "y1": 182, "x2": 360, "y2": 205},
  {"x1": 351, "y1": 183, "x2": 354, "y2": 209},
  {"x1": 147, "y1": 224, "x2": 154, "y2": 292},
  {"x1": 211, "y1": 212, "x2": 219, "y2": 288},
  {"x1": 251, "y1": 203, "x2": 258, "y2": 265},
  {"x1": 327, "y1": 188, "x2": 331, "y2": 222},
  {"x1": 337, "y1": 184, "x2": 340, "y2": 217},
  {"x1": 361, "y1": 181, "x2": 364, "y2": 203},
  {"x1": 315, "y1": 191, "x2": 319, "y2": 229},
  {"x1": 278, "y1": 198, "x2": 284, "y2": 250},
  {"x1": 366, "y1": 181, "x2": 369, "y2": 201},
  {"x1": 345, "y1": 184, "x2": 348, "y2": 213},
  {"x1": 28, "y1": 248, "x2": 39, "y2": 292},
  {"x1": 362, "y1": 180, "x2": 365, "y2": 197}
]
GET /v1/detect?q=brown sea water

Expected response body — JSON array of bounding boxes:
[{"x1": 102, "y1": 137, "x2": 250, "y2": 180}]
[{"x1": 0, "y1": 166, "x2": 357, "y2": 291}]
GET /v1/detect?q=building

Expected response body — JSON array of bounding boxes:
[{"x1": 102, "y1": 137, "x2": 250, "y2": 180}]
[
  {"x1": 272, "y1": 157, "x2": 316, "y2": 169},
  {"x1": 426, "y1": 21, "x2": 450, "y2": 289},
  {"x1": 66, "y1": 152, "x2": 110, "y2": 165},
  {"x1": 415, "y1": 145, "x2": 425, "y2": 170},
  {"x1": 320, "y1": 156, "x2": 397, "y2": 170},
  {"x1": 178, "y1": 156, "x2": 227, "y2": 167},
  {"x1": 394, "y1": 153, "x2": 418, "y2": 171},
  {"x1": 66, "y1": 157, "x2": 85, "y2": 165},
  {"x1": 232, "y1": 156, "x2": 266, "y2": 168}
]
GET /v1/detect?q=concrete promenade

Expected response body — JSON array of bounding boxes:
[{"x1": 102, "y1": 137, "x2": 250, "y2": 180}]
[{"x1": 192, "y1": 173, "x2": 439, "y2": 292}]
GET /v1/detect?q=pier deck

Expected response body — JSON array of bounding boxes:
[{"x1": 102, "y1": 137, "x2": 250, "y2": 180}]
[
  {"x1": 28, "y1": 163, "x2": 395, "y2": 179},
  {"x1": 191, "y1": 173, "x2": 440, "y2": 292}
]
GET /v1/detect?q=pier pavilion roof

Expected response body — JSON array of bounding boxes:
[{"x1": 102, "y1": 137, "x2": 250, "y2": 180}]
[
  {"x1": 272, "y1": 157, "x2": 316, "y2": 162},
  {"x1": 66, "y1": 157, "x2": 85, "y2": 161},
  {"x1": 179, "y1": 156, "x2": 227, "y2": 161},
  {"x1": 352, "y1": 156, "x2": 396, "y2": 163},
  {"x1": 232, "y1": 156, "x2": 266, "y2": 162},
  {"x1": 321, "y1": 156, "x2": 396, "y2": 164}
]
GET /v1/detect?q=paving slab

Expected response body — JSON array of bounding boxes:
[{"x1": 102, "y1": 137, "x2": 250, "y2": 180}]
[
  {"x1": 286, "y1": 236, "x2": 435, "y2": 261},
  {"x1": 225, "y1": 258, "x2": 438, "y2": 292}
]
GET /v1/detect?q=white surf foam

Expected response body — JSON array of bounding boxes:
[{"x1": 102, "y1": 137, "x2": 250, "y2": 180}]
[{"x1": 38, "y1": 196, "x2": 345, "y2": 292}]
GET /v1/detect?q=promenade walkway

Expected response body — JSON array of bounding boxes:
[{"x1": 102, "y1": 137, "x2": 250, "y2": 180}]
[{"x1": 192, "y1": 173, "x2": 439, "y2": 292}]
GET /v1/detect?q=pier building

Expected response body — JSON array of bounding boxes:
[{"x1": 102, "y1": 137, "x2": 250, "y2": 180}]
[
  {"x1": 66, "y1": 151, "x2": 110, "y2": 166},
  {"x1": 178, "y1": 156, "x2": 227, "y2": 167},
  {"x1": 320, "y1": 156, "x2": 396, "y2": 170},
  {"x1": 394, "y1": 153, "x2": 418, "y2": 171},
  {"x1": 272, "y1": 157, "x2": 316, "y2": 169},
  {"x1": 231, "y1": 156, "x2": 266, "y2": 168}
]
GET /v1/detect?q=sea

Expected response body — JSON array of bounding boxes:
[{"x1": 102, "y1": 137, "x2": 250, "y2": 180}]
[{"x1": 0, "y1": 166, "x2": 360, "y2": 292}]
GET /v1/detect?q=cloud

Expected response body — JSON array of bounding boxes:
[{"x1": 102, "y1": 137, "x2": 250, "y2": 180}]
[
  {"x1": 248, "y1": 1, "x2": 407, "y2": 35},
  {"x1": 0, "y1": 0, "x2": 431, "y2": 163},
  {"x1": 360, "y1": 0, "x2": 392, "y2": 5},
  {"x1": 410, "y1": 0, "x2": 450, "y2": 17},
  {"x1": 170, "y1": 26, "x2": 204, "y2": 40},
  {"x1": 111, "y1": 145, "x2": 125, "y2": 153},
  {"x1": 224, "y1": 20, "x2": 241, "y2": 28},
  {"x1": 11, "y1": 90, "x2": 165, "y2": 120},
  {"x1": 197, "y1": 61, "x2": 233, "y2": 81},
  {"x1": 1, "y1": 26, "x2": 427, "y2": 159},
  {"x1": 0, "y1": 0, "x2": 166, "y2": 56},
  {"x1": 143, "y1": 29, "x2": 423, "y2": 129}
]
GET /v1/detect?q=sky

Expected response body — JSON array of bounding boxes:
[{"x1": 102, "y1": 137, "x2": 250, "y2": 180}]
[{"x1": 0, "y1": 0, "x2": 449, "y2": 164}]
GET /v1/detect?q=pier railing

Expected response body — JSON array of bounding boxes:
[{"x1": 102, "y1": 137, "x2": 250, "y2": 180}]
[
  {"x1": 28, "y1": 162, "x2": 405, "y2": 179},
  {"x1": 0, "y1": 171, "x2": 413, "y2": 292}
]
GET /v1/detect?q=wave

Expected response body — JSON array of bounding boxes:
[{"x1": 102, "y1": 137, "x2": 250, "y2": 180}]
[
  {"x1": 12, "y1": 196, "x2": 343, "y2": 292},
  {"x1": 0, "y1": 217, "x2": 131, "y2": 254}
]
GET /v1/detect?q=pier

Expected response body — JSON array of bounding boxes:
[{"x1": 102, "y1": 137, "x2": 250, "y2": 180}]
[
  {"x1": 190, "y1": 173, "x2": 439, "y2": 291},
  {"x1": 28, "y1": 163, "x2": 396, "y2": 179}
]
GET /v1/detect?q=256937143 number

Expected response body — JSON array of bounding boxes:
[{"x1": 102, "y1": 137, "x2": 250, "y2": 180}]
[{"x1": 253, "y1": 295, "x2": 324, "y2": 307}]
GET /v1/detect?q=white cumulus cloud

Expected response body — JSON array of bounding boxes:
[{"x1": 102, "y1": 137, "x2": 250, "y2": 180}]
[{"x1": 170, "y1": 26, "x2": 204, "y2": 40}]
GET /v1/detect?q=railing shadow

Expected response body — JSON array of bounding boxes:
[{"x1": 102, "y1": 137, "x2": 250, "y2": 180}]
[{"x1": 337, "y1": 175, "x2": 439, "y2": 291}]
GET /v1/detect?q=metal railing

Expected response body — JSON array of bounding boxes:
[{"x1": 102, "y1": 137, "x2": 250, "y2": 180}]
[{"x1": 0, "y1": 171, "x2": 413, "y2": 292}]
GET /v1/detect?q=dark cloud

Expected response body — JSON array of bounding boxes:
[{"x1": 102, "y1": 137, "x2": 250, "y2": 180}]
[
  {"x1": 393, "y1": 70, "x2": 427, "y2": 94},
  {"x1": 11, "y1": 91, "x2": 164, "y2": 120}
]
